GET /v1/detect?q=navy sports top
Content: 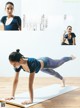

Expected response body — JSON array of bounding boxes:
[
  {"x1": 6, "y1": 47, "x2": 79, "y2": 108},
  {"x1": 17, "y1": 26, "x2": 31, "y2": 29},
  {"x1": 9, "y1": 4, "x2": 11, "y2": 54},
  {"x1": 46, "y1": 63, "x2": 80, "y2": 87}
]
[
  {"x1": 1, "y1": 16, "x2": 21, "y2": 30},
  {"x1": 64, "y1": 33, "x2": 76, "y2": 45},
  {"x1": 14, "y1": 58, "x2": 41, "y2": 73}
]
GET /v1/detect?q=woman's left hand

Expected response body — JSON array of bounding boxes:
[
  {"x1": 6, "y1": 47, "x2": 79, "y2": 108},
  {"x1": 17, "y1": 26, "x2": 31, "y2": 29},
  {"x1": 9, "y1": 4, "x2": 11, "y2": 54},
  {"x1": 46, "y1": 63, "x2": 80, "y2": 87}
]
[{"x1": 21, "y1": 100, "x2": 33, "y2": 105}]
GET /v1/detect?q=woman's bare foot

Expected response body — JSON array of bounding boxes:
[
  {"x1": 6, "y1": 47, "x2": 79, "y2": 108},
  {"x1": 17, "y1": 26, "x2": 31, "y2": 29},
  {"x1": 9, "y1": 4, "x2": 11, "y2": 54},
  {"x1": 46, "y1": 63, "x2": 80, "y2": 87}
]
[
  {"x1": 21, "y1": 100, "x2": 32, "y2": 105},
  {"x1": 71, "y1": 55, "x2": 76, "y2": 60},
  {"x1": 62, "y1": 78, "x2": 65, "y2": 87}
]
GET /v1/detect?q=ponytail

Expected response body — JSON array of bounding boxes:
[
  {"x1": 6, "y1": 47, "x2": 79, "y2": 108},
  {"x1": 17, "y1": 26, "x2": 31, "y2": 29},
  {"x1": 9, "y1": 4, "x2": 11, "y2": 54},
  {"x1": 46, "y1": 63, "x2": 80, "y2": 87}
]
[{"x1": 16, "y1": 49, "x2": 20, "y2": 53}]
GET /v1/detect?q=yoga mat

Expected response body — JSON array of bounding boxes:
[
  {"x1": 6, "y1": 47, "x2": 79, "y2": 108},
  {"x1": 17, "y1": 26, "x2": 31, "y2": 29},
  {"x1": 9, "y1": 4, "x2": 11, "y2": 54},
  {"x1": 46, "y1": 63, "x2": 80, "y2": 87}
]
[{"x1": 0, "y1": 84, "x2": 78, "y2": 108}]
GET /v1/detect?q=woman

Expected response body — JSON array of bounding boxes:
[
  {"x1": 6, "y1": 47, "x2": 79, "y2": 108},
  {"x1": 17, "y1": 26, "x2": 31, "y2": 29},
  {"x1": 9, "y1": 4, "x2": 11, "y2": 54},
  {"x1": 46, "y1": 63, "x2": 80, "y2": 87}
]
[
  {"x1": 62, "y1": 26, "x2": 76, "y2": 45},
  {"x1": 6, "y1": 49, "x2": 75, "y2": 104},
  {"x1": 1, "y1": 2, "x2": 21, "y2": 30}
]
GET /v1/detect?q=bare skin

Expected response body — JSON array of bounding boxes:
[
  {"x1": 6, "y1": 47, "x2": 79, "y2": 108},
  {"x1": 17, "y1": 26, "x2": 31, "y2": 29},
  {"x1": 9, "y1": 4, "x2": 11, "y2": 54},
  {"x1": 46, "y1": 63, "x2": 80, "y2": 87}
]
[
  {"x1": 62, "y1": 78, "x2": 65, "y2": 87},
  {"x1": 0, "y1": 22, "x2": 4, "y2": 30}
]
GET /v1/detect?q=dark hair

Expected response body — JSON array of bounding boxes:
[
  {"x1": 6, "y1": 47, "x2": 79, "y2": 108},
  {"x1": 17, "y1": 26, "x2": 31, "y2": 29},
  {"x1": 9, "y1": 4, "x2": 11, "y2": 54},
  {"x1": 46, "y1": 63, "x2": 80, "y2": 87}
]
[
  {"x1": 9, "y1": 49, "x2": 24, "y2": 62},
  {"x1": 67, "y1": 26, "x2": 72, "y2": 29},
  {"x1": 5, "y1": 2, "x2": 14, "y2": 7}
]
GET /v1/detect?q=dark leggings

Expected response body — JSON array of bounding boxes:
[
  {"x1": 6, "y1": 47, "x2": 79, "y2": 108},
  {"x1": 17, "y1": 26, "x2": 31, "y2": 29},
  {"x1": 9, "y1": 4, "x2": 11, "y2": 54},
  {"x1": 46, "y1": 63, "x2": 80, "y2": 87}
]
[{"x1": 40, "y1": 57, "x2": 72, "y2": 80}]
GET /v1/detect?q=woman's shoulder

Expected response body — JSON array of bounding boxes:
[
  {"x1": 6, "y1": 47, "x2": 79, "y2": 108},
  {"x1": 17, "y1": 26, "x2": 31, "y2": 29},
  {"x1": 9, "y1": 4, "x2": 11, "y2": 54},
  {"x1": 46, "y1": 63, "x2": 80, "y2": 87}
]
[
  {"x1": 27, "y1": 58, "x2": 39, "y2": 64},
  {"x1": 1, "y1": 16, "x2": 7, "y2": 20},
  {"x1": 1, "y1": 16, "x2": 7, "y2": 18},
  {"x1": 71, "y1": 32, "x2": 76, "y2": 37},
  {"x1": 1, "y1": 16, "x2": 7, "y2": 24},
  {"x1": 14, "y1": 16, "x2": 21, "y2": 20},
  {"x1": 28, "y1": 57, "x2": 36, "y2": 61}
]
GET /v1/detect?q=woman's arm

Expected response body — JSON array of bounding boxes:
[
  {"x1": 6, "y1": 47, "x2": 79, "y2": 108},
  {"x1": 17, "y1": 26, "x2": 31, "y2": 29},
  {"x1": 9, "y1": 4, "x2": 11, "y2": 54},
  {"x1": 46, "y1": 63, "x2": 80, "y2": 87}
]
[
  {"x1": 12, "y1": 72, "x2": 20, "y2": 97},
  {"x1": 18, "y1": 26, "x2": 21, "y2": 31},
  {"x1": 61, "y1": 31, "x2": 67, "y2": 44},
  {"x1": 29, "y1": 72, "x2": 35, "y2": 102},
  {"x1": 73, "y1": 38, "x2": 76, "y2": 45},
  {"x1": 0, "y1": 22, "x2": 4, "y2": 30},
  {"x1": 18, "y1": 16, "x2": 21, "y2": 31},
  {"x1": 22, "y1": 72, "x2": 35, "y2": 104},
  {"x1": 5, "y1": 72, "x2": 19, "y2": 100},
  {"x1": 62, "y1": 37, "x2": 66, "y2": 43}
]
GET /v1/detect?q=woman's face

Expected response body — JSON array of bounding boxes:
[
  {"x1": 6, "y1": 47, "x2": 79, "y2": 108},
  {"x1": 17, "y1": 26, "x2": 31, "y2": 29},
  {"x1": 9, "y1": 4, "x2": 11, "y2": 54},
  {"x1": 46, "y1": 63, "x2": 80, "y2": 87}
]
[
  {"x1": 5, "y1": 4, "x2": 14, "y2": 16},
  {"x1": 10, "y1": 61, "x2": 20, "y2": 68},
  {"x1": 67, "y1": 27, "x2": 72, "y2": 34}
]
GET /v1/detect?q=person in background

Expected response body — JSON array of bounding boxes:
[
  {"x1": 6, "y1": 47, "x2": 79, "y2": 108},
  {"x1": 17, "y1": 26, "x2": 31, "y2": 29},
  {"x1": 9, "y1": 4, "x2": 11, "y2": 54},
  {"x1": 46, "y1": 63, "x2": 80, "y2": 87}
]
[
  {"x1": 61, "y1": 26, "x2": 76, "y2": 45},
  {"x1": 1, "y1": 2, "x2": 21, "y2": 30}
]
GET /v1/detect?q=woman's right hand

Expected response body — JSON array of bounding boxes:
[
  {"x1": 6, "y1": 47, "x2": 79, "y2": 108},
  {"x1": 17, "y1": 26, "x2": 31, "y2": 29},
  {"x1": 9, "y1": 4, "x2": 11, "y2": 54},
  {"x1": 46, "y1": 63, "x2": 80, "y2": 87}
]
[
  {"x1": 5, "y1": 96, "x2": 15, "y2": 101},
  {"x1": 64, "y1": 30, "x2": 67, "y2": 34}
]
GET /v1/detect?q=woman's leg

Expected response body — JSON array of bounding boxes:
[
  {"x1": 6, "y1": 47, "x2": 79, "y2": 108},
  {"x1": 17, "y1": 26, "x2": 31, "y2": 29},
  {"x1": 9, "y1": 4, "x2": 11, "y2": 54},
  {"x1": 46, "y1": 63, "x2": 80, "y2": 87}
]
[
  {"x1": 45, "y1": 56, "x2": 74, "y2": 69},
  {"x1": 41, "y1": 68, "x2": 65, "y2": 86},
  {"x1": 41, "y1": 68, "x2": 63, "y2": 80}
]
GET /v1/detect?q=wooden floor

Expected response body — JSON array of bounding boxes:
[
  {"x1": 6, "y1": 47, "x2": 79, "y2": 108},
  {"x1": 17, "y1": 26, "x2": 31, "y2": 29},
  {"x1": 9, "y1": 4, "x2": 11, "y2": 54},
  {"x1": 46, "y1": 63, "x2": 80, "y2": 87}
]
[{"x1": 0, "y1": 77, "x2": 80, "y2": 108}]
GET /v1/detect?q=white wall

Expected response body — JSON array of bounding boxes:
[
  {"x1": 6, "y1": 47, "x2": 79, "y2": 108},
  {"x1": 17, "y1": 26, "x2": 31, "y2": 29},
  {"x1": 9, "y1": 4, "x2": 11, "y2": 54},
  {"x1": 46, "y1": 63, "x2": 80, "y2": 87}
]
[
  {"x1": 0, "y1": 0, "x2": 80, "y2": 77},
  {"x1": 0, "y1": 31, "x2": 80, "y2": 77}
]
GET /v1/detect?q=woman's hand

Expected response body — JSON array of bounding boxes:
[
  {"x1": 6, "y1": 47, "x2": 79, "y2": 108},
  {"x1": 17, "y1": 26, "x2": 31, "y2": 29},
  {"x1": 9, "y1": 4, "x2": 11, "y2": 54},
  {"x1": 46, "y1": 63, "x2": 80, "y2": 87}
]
[
  {"x1": 21, "y1": 100, "x2": 33, "y2": 105},
  {"x1": 5, "y1": 96, "x2": 15, "y2": 101}
]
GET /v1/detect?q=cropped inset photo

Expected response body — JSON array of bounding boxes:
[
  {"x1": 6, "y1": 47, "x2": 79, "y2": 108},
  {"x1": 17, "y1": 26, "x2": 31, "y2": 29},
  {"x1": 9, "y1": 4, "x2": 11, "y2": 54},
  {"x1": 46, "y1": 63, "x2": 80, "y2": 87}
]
[
  {"x1": 0, "y1": 0, "x2": 21, "y2": 31},
  {"x1": 61, "y1": 26, "x2": 76, "y2": 45}
]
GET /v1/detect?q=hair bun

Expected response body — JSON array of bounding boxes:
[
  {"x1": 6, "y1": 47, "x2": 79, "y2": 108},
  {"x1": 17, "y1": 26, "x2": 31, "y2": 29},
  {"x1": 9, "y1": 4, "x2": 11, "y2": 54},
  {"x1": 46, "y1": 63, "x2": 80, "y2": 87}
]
[{"x1": 16, "y1": 49, "x2": 20, "y2": 53}]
